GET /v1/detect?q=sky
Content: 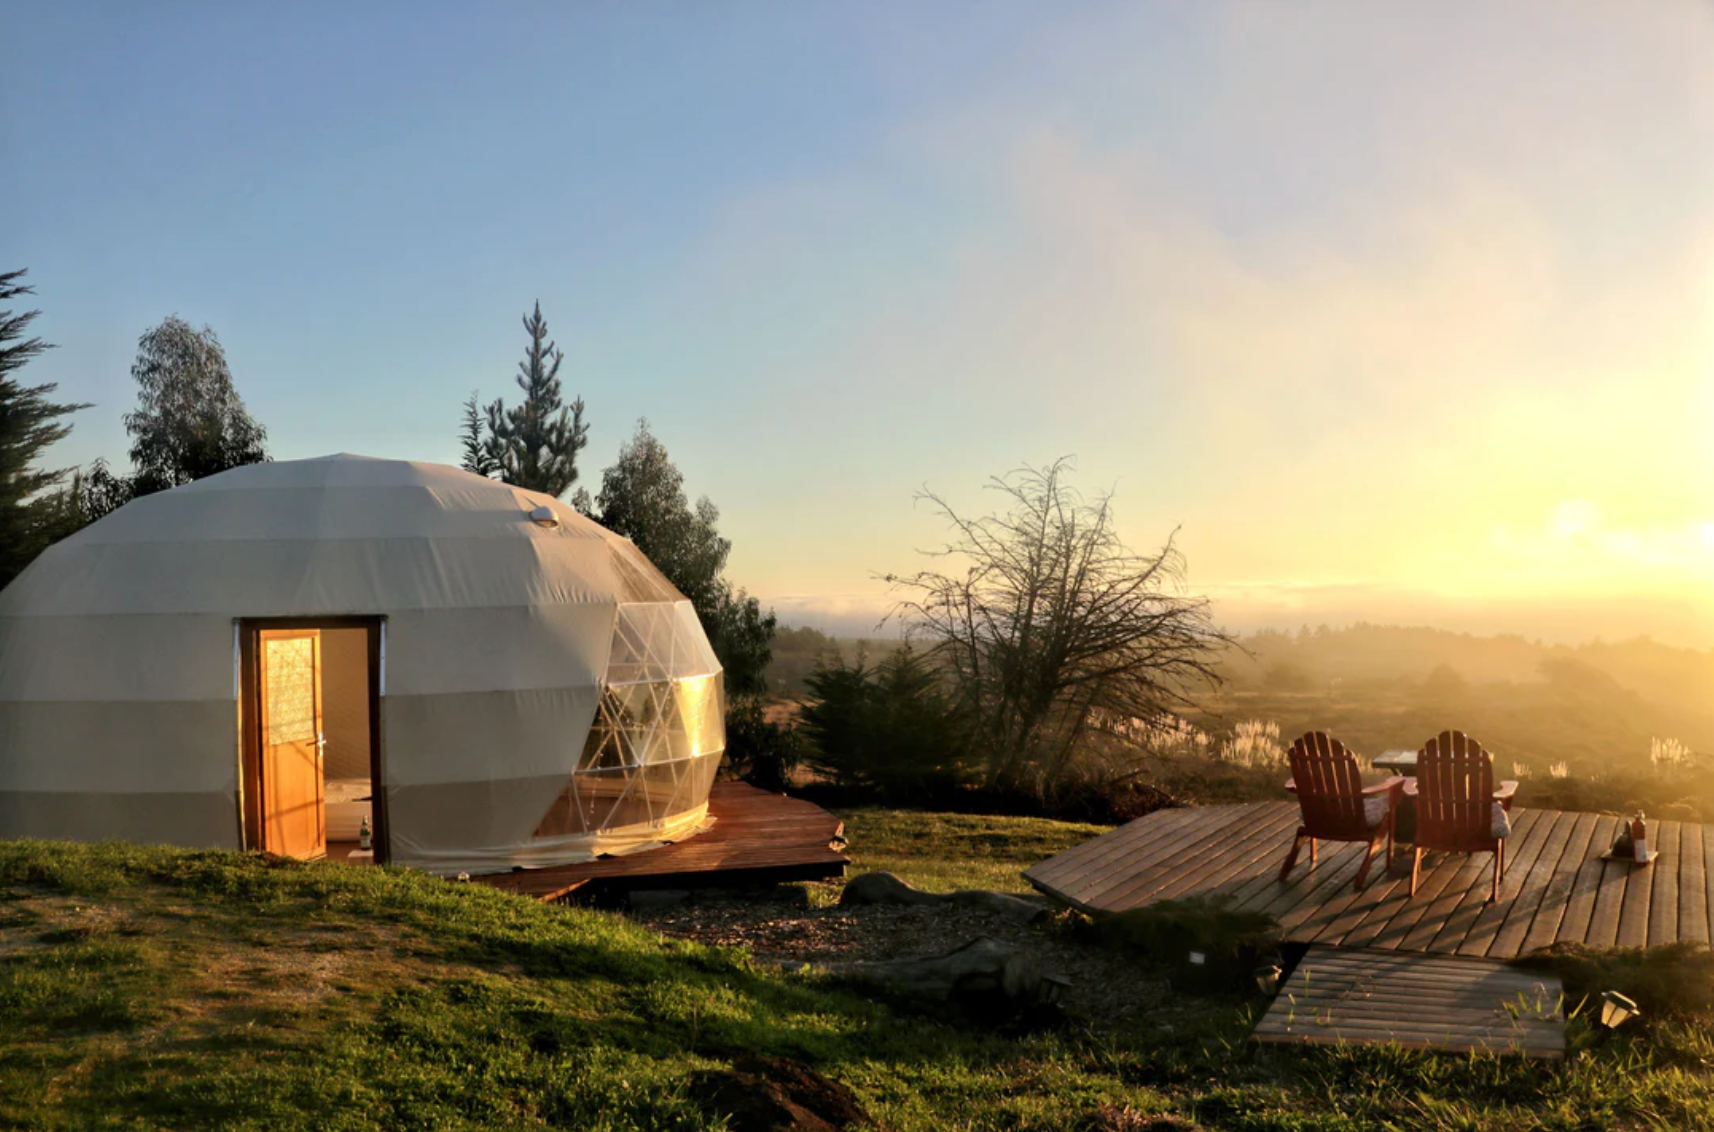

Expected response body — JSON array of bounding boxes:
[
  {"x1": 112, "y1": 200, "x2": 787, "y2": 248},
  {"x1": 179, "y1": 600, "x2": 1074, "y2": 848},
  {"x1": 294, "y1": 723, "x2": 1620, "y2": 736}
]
[{"x1": 4, "y1": 2, "x2": 1712, "y2": 646}]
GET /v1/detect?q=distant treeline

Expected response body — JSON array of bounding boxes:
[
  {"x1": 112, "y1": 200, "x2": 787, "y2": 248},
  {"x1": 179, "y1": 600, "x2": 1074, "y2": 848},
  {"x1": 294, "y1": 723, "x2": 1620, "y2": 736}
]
[
  {"x1": 1215, "y1": 623, "x2": 1710, "y2": 720},
  {"x1": 768, "y1": 620, "x2": 1713, "y2": 781},
  {"x1": 1193, "y1": 623, "x2": 1713, "y2": 779},
  {"x1": 767, "y1": 625, "x2": 905, "y2": 698}
]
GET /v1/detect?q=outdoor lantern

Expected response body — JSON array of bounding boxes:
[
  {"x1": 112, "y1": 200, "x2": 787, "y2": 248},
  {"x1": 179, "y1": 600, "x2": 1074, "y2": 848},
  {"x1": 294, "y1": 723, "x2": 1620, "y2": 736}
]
[
  {"x1": 529, "y1": 504, "x2": 559, "y2": 528},
  {"x1": 1037, "y1": 974, "x2": 1073, "y2": 1005},
  {"x1": 1599, "y1": 990, "x2": 1640, "y2": 1029},
  {"x1": 1254, "y1": 964, "x2": 1284, "y2": 996}
]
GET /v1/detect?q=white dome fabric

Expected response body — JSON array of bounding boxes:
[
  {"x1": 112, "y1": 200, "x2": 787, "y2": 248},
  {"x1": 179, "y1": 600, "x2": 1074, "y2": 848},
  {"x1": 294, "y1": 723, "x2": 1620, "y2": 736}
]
[{"x1": 0, "y1": 454, "x2": 725, "y2": 875}]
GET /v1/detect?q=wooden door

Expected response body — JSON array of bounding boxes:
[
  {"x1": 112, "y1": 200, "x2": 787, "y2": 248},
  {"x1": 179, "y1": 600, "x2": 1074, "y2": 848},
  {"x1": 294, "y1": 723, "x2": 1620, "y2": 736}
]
[{"x1": 259, "y1": 629, "x2": 325, "y2": 858}]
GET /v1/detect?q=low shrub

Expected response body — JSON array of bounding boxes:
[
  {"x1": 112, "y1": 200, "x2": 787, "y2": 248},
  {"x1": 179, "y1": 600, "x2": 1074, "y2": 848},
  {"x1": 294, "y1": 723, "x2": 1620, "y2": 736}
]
[
  {"x1": 721, "y1": 697, "x2": 802, "y2": 792},
  {"x1": 1081, "y1": 896, "x2": 1281, "y2": 995},
  {"x1": 798, "y1": 648, "x2": 974, "y2": 805},
  {"x1": 1513, "y1": 941, "x2": 1714, "y2": 1023}
]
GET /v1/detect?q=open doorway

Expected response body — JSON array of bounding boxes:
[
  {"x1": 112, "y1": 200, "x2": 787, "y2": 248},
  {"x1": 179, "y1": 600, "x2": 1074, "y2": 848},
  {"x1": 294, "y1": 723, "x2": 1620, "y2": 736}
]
[{"x1": 239, "y1": 618, "x2": 386, "y2": 863}]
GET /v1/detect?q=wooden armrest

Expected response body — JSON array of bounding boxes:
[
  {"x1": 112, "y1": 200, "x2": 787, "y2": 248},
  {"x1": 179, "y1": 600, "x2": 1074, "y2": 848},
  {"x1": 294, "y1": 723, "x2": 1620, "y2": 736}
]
[
  {"x1": 1494, "y1": 780, "x2": 1518, "y2": 809},
  {"x1": 1284, "y1": 778, "x2": 1296, "y2": 793},
  {"x1": 1361, "y1": 776, "x2": 1406, "y2": 796},
  {"x1": 1403, "y1": 779, "x2": 1418, "y2": 797}
]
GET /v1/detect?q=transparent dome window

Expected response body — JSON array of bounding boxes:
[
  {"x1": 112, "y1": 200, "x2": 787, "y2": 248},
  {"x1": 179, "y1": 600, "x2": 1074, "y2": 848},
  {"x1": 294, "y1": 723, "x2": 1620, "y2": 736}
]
[{"x1": 533, "y1": 601, "x2": 725, "y2": 840}]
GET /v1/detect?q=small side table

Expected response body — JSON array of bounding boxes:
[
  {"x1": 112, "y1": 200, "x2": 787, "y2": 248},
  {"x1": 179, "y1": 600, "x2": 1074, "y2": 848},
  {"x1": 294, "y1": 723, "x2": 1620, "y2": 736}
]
[
  {"x1": 1371, "y1": 750, "x2": 1418, "y2": 844},
  {"x1": 1372, "y1": 749, "x2": 1418, "y2": 776}
]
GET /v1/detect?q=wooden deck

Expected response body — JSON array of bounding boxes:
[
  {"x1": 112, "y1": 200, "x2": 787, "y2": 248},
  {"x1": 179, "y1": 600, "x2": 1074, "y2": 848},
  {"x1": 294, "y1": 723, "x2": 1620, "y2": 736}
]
[
  {"x1": 474, "y1": 782, "x2": 849, "y2": 902},
  {"x1": 1026, "y1": 801, "x2": 1713, "y2": 959},
  {"x1": 1253, "y1": 946, "x2": 1565, "y2": 1058}
]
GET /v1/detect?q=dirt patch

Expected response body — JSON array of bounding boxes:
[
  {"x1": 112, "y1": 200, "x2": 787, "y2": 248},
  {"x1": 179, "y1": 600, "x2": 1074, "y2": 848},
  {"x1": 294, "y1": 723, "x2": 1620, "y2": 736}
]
[
  {"x1": 691, "y1": 1054, "x2": 879, "y2": 1132},
  {"x1": 1089, "y1": 1108, "x2": 1204, "y2": 1132},
  {"x1": 627, "y1": 887, "x2": 1173, "y2": 1033},
  {"x1": 0, "y1": 894, "x2": 146, "y2": 957}
]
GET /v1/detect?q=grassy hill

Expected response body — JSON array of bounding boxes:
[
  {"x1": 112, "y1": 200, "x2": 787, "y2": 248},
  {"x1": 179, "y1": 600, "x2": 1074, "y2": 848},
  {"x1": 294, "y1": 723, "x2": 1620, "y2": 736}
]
[{"x1": 4, "y1": 831, "x2": 1714, "y2": 1130}]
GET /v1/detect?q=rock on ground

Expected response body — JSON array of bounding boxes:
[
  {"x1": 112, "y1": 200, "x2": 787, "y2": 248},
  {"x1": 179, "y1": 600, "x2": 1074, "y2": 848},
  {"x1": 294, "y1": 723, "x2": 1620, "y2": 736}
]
[{"x1": 691, "y1": 1054, "x2": 880, "y2": 1132}]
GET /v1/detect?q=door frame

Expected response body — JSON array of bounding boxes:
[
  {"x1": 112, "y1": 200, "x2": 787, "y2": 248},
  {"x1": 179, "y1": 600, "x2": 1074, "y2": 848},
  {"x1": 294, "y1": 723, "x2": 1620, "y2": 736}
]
[{"x1": 237, "y1": 616, "x2": 389, "y2": 863}]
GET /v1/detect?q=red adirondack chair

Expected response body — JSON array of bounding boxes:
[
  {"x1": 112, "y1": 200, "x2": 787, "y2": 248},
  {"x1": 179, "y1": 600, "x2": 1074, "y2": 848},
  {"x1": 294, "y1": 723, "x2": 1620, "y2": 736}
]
[
  {"x1": 1279, "y1": 732, "x2": 1405, "y2": 892},
  {"x1": 1404, "y1": 730, "x2": 1519, "y2": 901}
]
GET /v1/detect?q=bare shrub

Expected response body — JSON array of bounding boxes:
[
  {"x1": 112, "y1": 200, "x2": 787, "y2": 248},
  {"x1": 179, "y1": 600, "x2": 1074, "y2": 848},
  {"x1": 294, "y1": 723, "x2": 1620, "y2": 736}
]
[{"x1": 887, "y1": 459, "x2": 1231, "y2": 805}]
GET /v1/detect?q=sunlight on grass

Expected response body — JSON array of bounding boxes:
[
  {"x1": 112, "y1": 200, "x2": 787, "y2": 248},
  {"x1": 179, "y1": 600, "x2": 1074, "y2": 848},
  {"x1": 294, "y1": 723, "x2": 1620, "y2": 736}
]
[
  {"x1": 834, "y1": 809, "x2": 1108, "y2": 893},
  {"x1": 2, "y1": 837, "x2": 1713, "y2": 1130}
]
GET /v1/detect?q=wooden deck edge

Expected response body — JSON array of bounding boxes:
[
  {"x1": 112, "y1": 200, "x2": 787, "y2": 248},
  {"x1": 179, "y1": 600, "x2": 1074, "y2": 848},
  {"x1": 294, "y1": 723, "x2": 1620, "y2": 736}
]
[
  {"x1": 1252, "y1": 1030, "x2": 1564, "y2": 1059},
  {"x1": 1023, "y1": 872, "x2": 1100, "y2": 916}
]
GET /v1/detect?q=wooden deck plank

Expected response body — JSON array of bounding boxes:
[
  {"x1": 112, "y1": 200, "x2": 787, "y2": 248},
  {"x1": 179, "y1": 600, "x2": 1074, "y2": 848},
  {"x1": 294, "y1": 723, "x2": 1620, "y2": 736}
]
[
  {"x1": 1405, "y1": 812, "x2": 1556, "y2": 953},
  {"x1": 1033, "y1": 804, "x2": 1214, "y2": 887},
  {"x1": 1247, "y1": 839, "x2": 1368, "y2": 926},
  {"x1": 471, "y1": 782, "x2": 847, "y2": 901},
  {"x1": 1451, "y1": 809, "x2": 1560, "y2": 957},
  {"x1": 1552, "y1": 814, "x2": 1620, "y2": 945},
  {"x1": 1424, "y1": 810, "x2": 1547, "y2": 955},
  {"x1": 1409, "y1": 855, "x2": 1502, "y2": 953},
  {"x1": 1680, "y1": 820, "x2": 1708, "y2": 944},
  {"x1": 1579, "y1": 856, "x2": 1632, "y2": 950},
  {"x1": 1503, "y1": 812, "x2": 1600, "y2": 958},
  {"x1": 1024, "y1": 805, "x2": 1197, "y2": 889},
  {"x1": 1075, "y1": 804, "x2": 1279, "y2": 908},
  {"x1": 1303, "y1": 846, "x2": 1418, "y2": 948},
  {"x1": 1647, "y1": 820, "x2": 1682, "y2": 948},
  {"x1": 1615, "y1": 840, "x2": 1656, "y2": 949},
  {"x1": 1027, "y1": 803, "x2": 1714, "y2": 958},
  {"x1": 1029, "y1": 814, "x2": 1221, "y2": 911},
  {"x1": 1479, "y1": 809, "x2": 1581, "y2": 958},
  {"x1": 1321, "y1": 866, "x2": 1421, "y2": 950},
  {"x1": 1703, "y1": 814, "x2": 1714, "y2": 945},
  {"x1": 1358, "y1": 849, "x2": 1483, "y2": 951},
  {"x1": 1331, "y1": 843, "x2": 1492, "y2": 952},
  {"x1": 1092, "y1": 804, "x2": 1301, "y2": 911},
  {"x1": 1026, "y1": 806, "x2": 1219, "y2": 904},
  {"x1": 1254, "y1": 946, "x2": 1564, "y2": 1058},
  {"x1": 1195, "y1": 823, "x2": 1329, "y2": 914},
  {"x1": 1277, "y1": 848, "x2": 1403, "y2": 941}
]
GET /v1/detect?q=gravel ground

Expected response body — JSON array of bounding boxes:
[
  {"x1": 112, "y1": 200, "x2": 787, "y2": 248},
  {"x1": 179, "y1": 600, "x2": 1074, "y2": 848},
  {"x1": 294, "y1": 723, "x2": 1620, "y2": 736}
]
[{"x1": 625, "y1": 883, "x2": 1178, "y2": 1033}]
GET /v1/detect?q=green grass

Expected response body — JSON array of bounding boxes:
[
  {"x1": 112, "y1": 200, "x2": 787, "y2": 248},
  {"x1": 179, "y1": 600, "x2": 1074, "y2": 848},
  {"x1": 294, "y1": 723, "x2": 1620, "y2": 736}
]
[
  {"x1": 832, "y1": 808, "x2": 1109, "y2": 893},
  {"x1": 2, "y1": 833, "x2": 1714, "y2": 1130}
]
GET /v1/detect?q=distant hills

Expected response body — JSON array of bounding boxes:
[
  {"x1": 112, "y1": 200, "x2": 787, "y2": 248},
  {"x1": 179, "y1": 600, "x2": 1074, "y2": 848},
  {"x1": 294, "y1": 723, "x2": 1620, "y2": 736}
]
[{"x1": 768, "y1": 621, "x2": 1712, "y2": 774}]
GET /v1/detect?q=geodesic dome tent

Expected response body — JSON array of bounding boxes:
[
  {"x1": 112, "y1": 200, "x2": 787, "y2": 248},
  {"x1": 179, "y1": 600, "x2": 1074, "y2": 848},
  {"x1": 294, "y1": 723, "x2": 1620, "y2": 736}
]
[{"x1": 0, "y1": 454, "x2": 726, "y2": 876}]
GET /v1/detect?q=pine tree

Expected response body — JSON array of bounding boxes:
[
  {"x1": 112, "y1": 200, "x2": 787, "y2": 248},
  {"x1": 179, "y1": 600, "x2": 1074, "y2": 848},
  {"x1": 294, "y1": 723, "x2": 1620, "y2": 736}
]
[
  {"x1": 482, "y1": 301, "x2": 589, "y2": 497},
  {"x1": 0, "y1": 269, "x2": 89, "y2": 588},
  {"x1": 458, "y1": 392, "x2": 497, "y2": 477}
]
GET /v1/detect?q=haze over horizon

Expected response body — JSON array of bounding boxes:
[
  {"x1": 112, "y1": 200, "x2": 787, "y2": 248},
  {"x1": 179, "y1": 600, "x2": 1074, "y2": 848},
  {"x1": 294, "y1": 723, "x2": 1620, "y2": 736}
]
[{"x1": 5, "y1": 3, "x2": 1711, "y2": 650}]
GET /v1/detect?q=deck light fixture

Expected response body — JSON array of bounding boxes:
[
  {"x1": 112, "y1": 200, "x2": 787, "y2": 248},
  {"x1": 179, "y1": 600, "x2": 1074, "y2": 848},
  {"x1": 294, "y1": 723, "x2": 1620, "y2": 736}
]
[
  {"x1": 529, "y1": 505, "x2": 559, "y2": 529},
  {"x1": 1254, "y1": 964, "x2": 1284, "y2": 996},
  {"x1": 1037, "y1": 973, "x2": 1073, "y2": 1005},
  {"x1": 1599, "y1": 990, "x2": 1639, "y2": 1029}
]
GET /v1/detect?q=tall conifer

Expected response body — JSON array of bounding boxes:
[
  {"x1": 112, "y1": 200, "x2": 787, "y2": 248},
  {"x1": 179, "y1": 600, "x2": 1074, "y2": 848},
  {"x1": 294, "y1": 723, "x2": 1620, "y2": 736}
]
[
  {"x1": 0, "y1": 269, "x2": 88, "y2": 587},
  {"x1": 481, "y1": 302, "x2": 588, "y2": 497}
]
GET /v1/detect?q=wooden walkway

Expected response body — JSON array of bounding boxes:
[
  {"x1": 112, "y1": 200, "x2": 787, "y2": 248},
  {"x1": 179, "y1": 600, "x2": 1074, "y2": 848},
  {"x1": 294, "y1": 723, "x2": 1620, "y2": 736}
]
[
  {"x1": 1026, "y1": 801, "x2": 1714, "y2": 959},
  {"x1": 1253, "y1": 946, "x2": 1565, "y2": 1058},
  {"x1": 475, "y1": 782, "x2": 848, "y2": 902}
]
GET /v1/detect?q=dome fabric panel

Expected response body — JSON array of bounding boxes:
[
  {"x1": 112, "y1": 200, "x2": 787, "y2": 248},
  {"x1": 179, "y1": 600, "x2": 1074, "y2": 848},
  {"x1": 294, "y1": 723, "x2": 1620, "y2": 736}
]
[{"x1": 0, "y1": 454, "x2": 727, "y2": 875}]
